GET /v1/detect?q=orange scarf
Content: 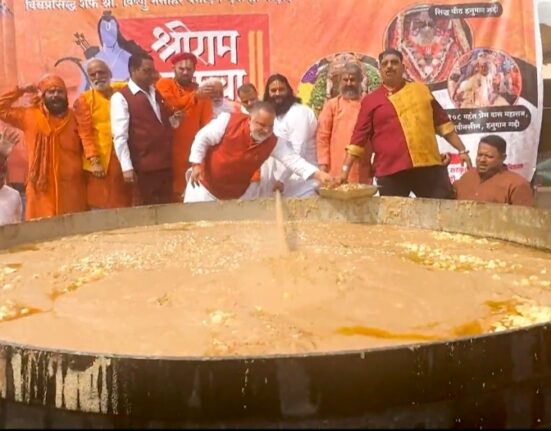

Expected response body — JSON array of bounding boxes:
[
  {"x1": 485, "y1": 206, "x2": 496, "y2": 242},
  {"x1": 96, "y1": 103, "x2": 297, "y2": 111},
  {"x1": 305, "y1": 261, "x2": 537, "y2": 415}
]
[{"x1": 28, "y1": 104, "x2": 71, "y2": 191}]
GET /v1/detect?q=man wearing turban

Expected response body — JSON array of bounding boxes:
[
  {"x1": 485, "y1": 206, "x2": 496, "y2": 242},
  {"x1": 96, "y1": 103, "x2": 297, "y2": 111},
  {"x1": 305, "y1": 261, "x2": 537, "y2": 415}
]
[
  {"x1": 0, "y1": 74, "x2": 88, "y2": 219},
  {"x1": 156, "y1": 52, "x2": 216, "y2": 202}
]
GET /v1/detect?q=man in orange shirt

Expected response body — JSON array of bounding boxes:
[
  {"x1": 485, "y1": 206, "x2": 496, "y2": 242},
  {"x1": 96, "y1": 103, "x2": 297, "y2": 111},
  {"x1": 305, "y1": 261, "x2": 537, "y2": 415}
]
[
  {"x1": 0, "y1": 74, "x2": 88, "y2": 219},
  {"x1": 74, "y1": 59, "x2": 132, "y2": 209},
  {"x1": 453, "y1": 135, "x2": 534, "y2": 206},
  {"x1": 316, "y1": 63, "x2": 372, "y2": 184},
  {"x1": 156, "y1": 52, "x2": 215, "y2": 202}
]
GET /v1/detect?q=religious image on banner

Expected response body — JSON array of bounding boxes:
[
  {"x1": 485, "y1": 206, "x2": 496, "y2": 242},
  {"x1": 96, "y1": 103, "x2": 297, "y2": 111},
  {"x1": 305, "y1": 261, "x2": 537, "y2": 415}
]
[
  {"x1": 384, "y1": 4, "x2": 473, "y2": 85},
  {"x1": 387, "y1": 3, "x2": 539, "y2": 182},
  {"x1": 298, "y1": 52, "x2": 382, "y2": 117},
  {"x1": 447, "y1": 49, "x2": 522, "y2": 109},
  {"x1": 118, "y1": 14, "x2": 270, "y2": 101},
  {"x1": 56, "y1": 11, "x2": 149, "y2": 94}
]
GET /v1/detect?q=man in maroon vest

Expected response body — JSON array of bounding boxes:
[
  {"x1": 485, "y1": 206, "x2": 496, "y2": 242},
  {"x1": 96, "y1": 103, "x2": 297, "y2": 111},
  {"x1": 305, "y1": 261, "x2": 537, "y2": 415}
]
[
  {"x1": 184, "y1": 101, "x2": 336, "y2": 203},
  {"x1": 111, "y1": 52, "x2": 181, "y2": 205}
]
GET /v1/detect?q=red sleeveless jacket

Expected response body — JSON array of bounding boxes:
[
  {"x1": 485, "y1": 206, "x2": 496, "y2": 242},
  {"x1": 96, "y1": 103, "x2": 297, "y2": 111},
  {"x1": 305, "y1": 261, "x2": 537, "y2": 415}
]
[
  {"x1": 201, "y1": 113, "x2": 277, "y2": 199},
  {"x1": 118, "y1": 86, "x2": 173, "y2": 173}
]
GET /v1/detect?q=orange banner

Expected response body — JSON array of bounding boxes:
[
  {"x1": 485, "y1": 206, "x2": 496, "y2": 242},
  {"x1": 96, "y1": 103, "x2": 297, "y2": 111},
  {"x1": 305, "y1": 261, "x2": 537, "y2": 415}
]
[{"x1": 0, "y1": 0, "x2": 543, "y2": 182}]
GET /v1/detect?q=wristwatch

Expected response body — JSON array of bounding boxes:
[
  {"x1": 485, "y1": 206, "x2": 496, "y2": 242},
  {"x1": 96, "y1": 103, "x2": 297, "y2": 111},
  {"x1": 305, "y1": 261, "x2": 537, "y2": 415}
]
[{"x1": 458, "y1": 149, "x2": 469, "y2": 155}]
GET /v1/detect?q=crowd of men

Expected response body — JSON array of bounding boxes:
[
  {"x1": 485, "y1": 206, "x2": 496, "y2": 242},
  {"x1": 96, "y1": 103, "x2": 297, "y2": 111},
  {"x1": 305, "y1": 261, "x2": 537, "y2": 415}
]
[{"x1": 0, "y1": 48, "x2": 535, "y2": 226}]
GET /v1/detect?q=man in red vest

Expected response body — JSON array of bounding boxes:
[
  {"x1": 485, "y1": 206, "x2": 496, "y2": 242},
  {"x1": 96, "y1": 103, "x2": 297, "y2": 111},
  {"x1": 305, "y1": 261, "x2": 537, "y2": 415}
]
[
  {"x1": 184, "y1": 101, "x2": 336, "y2": 203},
  {"x1": 111, "y1": 52, "x2": 181, "y2": 205}
]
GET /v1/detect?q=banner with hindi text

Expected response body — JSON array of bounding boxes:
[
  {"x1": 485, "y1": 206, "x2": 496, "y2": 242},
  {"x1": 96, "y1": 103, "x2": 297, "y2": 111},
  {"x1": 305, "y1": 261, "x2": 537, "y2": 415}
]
[{"x1": 0, "y1": 0, "x2": 543, "y2": 183}]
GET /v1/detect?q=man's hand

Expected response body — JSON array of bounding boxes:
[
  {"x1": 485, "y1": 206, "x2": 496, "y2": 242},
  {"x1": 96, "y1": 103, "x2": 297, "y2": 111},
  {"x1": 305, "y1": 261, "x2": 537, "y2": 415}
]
[
  {"x1": 272, "y1": 180, "x2": 284, "y2": 193},
  {"x1": 313, "y1": 170, "x2": 339, "y2": 188},
  {"x1": 90, "y1": 157, "x2": 106, "y2": 178},
  {"x1": 440, "y1": 152, "x2": 451, "y2": 167},
  {"x1": 337, "y1": 171, "x2": 349, "y2": 185},
  {"x1": 122, "y1": 169, "x2": 137, "y2": 184},
  {"x1": 190, "y1": 164, "x2": 203, "y2": 188},
  {"x1": 0, "y1": 128, "x2": 19, "y2": 154},
  {"x1": 319, "y1": 164, "x2": 329, "y2": 173},
  {"x1": 19, "y1": 84, "x2": 38, "y2": 94},
  {"x1": 459, "y1": 151, "x2": 473, "y2": 169},
  {"x1": 169, "y1": 110, "x2": 183, "y2": 128},
  {"x1": 196, "y1": 84, "x2": 217, "y2": 99}
]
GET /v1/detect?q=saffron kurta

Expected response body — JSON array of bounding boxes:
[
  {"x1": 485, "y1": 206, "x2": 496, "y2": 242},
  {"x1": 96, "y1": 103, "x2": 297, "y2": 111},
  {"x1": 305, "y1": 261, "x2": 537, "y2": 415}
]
[
  {"x1": 453, "y1": 167, "x2": 534, "y2": 206},
  {"x1": 74, "y1": 83, "x2": 132, "y2": 209},
  {"x1": 156, "y1": 78, "x2": 212, "y2": 201},
  {"x1": 316, "y1": 95, "x2": 372, "y2": 183},
  {"x1": 0, "y1": 88, "x2": 88, "y2": 220},
  {"x1": 349, "y1": 82, "x2": 455, "y2": 178}
]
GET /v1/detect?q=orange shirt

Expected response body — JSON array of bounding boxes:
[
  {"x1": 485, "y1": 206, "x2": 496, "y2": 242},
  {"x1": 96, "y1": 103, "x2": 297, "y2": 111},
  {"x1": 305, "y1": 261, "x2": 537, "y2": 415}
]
[
  {"x1": 316, "y1": 95, "x2": 372, "y2": 183},
  {"x1": 156, "y1": 78, "x2": 212, "y2": 201},
  {"x1": 453, "y1": 167, "x2": 534, "y2": 207},
  {"x1": 0, "y1": 88, "x2": 88, "y2": 219}
]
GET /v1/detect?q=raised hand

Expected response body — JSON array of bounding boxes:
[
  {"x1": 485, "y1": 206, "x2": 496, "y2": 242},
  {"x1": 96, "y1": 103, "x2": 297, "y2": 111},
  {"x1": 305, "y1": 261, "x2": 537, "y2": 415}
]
[{"x1": 0, "y1": 128, "x2": 20, "y2": 154}]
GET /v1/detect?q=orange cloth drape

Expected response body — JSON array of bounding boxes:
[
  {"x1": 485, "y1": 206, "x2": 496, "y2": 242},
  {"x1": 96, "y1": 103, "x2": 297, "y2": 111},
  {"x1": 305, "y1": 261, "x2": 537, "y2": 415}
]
[
  {"x1": 316, "y1": 95, "x2": 372, "y2": 184},
  {"x1": 0, "y1": 87, "x2": 87, "y2": 219},
  {"x1": 156, "y1": 78, "x2": 212, "y2": 202}
]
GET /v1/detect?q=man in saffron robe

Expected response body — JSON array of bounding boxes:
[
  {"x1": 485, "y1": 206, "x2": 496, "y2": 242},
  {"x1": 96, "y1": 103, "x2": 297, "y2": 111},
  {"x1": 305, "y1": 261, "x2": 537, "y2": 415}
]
[
  {"x1": 183, "y1": 102, "x2": 336, "y2": 203},
  {"x1": 74, "y1": 59, "x2": 132, "y2": 209},
  {"x1": 0, "y1": 74, "x2": 88, "y2": 219},
  {"x1": 316, "y1": 63, "x2": 372, "y2": 184},
  {"x1": 156, "y1": 52, "x2": 214, "y2": 202},
  {"x1": 340, "y1": 49, "x2": 472, "y2": 198}
]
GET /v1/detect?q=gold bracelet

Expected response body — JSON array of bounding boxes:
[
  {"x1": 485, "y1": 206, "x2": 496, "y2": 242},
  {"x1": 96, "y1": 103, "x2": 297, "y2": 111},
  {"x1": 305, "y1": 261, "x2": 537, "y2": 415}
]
[{"x1": 346, "y1": 144, "x2": 365, "y2": 158}]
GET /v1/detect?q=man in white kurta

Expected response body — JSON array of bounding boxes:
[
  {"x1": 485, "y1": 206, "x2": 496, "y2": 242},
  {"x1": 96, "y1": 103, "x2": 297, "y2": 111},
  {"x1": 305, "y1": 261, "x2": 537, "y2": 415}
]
[
  {"x1": 183, "y1": 102, "x2": 334, "y2": 203},
  {"x1": 0, "y1": 150, "x2": 23, "y2": 226},
  {"x1": 264, "y1": 74, "x2": 318, "y2": 198}
]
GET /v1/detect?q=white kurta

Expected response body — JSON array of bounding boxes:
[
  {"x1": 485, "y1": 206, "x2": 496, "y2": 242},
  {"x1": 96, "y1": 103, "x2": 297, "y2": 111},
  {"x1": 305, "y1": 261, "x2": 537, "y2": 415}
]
[
  {"x1": 271, "y1": 103, "x2": 319, "y2": 198},
  {"x1": 183, "y1": 113, "x2": 318, "y2": 203},
  {"x1": 0, "y1": 185, "x2": 23, "y2": 226}
]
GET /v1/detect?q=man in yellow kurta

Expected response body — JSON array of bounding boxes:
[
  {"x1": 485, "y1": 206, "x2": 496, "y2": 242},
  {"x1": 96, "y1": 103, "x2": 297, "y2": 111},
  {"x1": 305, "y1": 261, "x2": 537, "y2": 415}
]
[
  {"x1": 340, "y1": 49, "x2": 472, "y2": 198},
  {"x1": 0, "y1": 75, "x2": 88, "y2": 220},
  {"x1": 74, "y1": 59, "x2": 132, "y2": 209}
]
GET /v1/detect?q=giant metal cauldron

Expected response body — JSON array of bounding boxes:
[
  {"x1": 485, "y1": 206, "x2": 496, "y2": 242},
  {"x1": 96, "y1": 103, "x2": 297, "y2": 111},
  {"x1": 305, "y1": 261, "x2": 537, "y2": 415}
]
[{"x1": 0, "y1": 197, "x2": 551, "y2": 428}]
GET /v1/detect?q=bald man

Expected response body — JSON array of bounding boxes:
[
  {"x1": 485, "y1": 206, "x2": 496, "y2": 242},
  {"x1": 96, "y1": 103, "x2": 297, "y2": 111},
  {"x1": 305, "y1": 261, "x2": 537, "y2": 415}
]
[
  {"x1": 74, "y1": 59, "x2": 132, "y2": 209},
  {"x1": 0, "y1": 75, "x2": 88, "y2": 219}
]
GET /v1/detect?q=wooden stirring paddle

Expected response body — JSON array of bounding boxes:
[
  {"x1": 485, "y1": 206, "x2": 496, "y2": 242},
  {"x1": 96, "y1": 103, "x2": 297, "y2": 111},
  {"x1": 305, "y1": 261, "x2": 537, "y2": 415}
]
[{"x1": 275, "y1": 190, "x2": 291, "y2": 253}]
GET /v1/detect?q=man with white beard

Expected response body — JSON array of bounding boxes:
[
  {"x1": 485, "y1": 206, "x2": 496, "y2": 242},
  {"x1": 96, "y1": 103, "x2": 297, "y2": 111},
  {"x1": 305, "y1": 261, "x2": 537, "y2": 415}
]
[
  {"x1": 200, "y1": 79, "x2": 240, "y2": 118},
  {"x1": 263, "y1": 74, "x2": 319, "y2": 198},
  {"x1": 74, "y1": 59, "x2": 133, "y2": 209},
  {"x1": 317, "y1": 63, "x2": 372, "y2": 184}
]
